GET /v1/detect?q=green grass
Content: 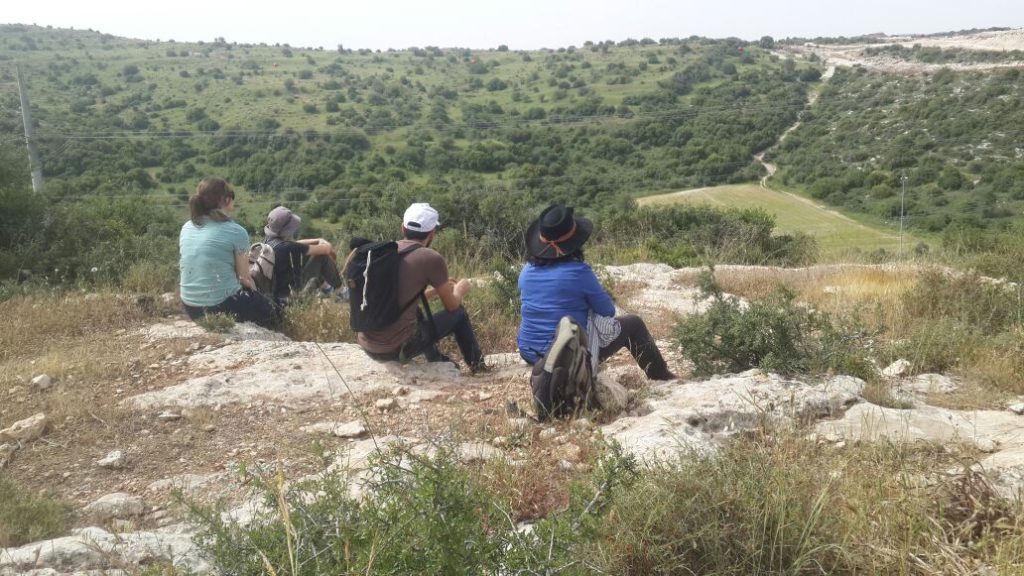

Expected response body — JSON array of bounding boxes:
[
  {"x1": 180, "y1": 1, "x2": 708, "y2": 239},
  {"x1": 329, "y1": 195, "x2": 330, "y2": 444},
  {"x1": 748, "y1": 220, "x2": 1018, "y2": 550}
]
[
  {"x1": 639, "y1": 183, "x2": 925, "y2": 259},
  {"x1": 0, "y1": 474, "x2": 75, "y2": 547}
]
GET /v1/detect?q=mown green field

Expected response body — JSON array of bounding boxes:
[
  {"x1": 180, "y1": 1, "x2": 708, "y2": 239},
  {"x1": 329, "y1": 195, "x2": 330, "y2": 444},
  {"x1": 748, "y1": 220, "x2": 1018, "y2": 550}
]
[{"x1": 638, "y1": 184, "x2": 924, "y2": 258}]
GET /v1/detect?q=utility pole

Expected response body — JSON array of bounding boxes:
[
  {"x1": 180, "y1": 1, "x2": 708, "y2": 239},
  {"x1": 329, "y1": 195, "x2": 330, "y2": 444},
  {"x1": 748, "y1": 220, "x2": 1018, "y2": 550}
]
[
  {"x1": 899, "y1": 173, "x2": 908, "y2": 258},
  {"x1": 15, "y1": 61, "x2": 44, "y2": 194}
]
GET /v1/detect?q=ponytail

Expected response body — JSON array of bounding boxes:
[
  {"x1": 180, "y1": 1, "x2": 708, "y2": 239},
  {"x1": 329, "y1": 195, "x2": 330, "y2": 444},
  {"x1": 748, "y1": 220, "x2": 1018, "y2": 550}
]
[{"x1": 189, "y1": 176, "x2": 235, "y2": 225}]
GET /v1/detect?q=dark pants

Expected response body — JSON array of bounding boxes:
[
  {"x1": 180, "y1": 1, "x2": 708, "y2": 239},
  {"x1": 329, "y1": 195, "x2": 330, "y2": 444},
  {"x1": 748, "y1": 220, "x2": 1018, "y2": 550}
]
[
  {"x1": 367, "y1": 306, "x2": 484, "y2": 371},
  {"x1": 301, "y1": 254, "x2": 343, "y2": 291},
  {"x1": 598, "y1": 314, "x2": 674, "y2": 380},
  {"x1": 183, "y1": 288, "x2": 280, "y2": 329},
  {"x1": 520, "y1": 314, "x2": 674, "y2": 380}
]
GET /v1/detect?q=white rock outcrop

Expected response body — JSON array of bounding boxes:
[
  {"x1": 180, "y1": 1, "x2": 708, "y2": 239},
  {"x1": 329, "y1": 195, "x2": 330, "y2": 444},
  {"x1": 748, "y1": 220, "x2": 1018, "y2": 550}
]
[
  {"x1": 0, "y1": 412, "x2": 47, "y2": 444},
  {"x1": 126, "y1": 341, "x2": 460, "y2": 410},
  {"x1": 300, "y1": 420, "x2": 368, "y2": 439},
  {"x1": 83, "y1": 493, "x2": 145, "y2": 521},
  {"x1": 0, "y1": 525, "x2": 206, "y2": 574},
  {"x1": 601, "y1": 371, "x2": 863, "y2": 461}
]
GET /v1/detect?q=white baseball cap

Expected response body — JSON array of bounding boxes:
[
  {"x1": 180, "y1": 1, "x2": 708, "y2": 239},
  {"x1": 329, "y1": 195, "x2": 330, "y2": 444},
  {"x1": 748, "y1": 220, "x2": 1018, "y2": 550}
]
[{"x1": 403, "y1": 202, "x2": 440, "y2": 233}]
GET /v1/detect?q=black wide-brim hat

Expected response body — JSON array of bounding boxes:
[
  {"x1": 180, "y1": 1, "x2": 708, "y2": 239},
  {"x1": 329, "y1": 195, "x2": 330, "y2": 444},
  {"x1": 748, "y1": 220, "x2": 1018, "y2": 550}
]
[{"x1": 525, "y1": 204, "x2": 594, "y2": 259}]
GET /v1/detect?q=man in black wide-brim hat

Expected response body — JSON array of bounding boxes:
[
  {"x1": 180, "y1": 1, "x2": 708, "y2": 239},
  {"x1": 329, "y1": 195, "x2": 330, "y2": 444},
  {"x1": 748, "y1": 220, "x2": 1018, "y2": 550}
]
[{"x1": 517, "y1": 204, "x2": 676, "y2": 380}]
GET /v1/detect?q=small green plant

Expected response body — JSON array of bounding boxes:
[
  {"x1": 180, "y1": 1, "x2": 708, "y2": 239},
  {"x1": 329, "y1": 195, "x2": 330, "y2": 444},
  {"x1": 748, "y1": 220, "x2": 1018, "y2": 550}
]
[
  {"x1": 0, "y1": 475, "x2": 76, "y2": 547},
  {"x1": 674, "y1": 268, "x2": 875, "y2": 378},
  {"x1": 195, "y1": 312, "x2": 235, "y2": 333}
]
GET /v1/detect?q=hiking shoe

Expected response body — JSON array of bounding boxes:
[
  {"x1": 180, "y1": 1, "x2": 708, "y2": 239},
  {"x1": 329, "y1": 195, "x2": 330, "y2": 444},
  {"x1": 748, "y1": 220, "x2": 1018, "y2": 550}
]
[
  {"x1": 335, "y1": 286, "x2": 350, "y2": 302},
  {"x1": 469, "y1": 360, "x2": 490, "y2": 375}
]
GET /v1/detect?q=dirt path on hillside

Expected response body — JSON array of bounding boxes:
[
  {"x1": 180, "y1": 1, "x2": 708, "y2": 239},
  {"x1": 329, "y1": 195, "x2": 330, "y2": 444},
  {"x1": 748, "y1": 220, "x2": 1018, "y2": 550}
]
[{"x1": 755, "y1": 65, "x2": 834, "y2": 188}]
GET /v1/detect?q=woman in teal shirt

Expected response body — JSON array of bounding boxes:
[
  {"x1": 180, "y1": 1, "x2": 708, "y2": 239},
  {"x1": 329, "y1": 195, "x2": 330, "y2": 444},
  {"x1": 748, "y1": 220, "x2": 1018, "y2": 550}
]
[{"x1": 179, "y1": 177, "x2": 278, "y2": 328}]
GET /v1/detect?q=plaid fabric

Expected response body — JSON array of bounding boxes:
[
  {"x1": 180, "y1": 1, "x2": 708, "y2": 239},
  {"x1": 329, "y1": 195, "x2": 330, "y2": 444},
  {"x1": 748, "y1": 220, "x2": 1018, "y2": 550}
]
[{"x1": 587, "y1": 311, "x2": 621, "y2": 373}]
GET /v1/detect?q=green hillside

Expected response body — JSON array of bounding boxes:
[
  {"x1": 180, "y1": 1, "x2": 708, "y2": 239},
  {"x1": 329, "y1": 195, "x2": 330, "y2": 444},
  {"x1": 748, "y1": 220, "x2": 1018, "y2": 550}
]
[
  {"x1": 0, "y1": 24, "x2": 813, "y2": 212},
  {"x1": 771, "y1": 66, "x2": 1024, "y2": 237}
]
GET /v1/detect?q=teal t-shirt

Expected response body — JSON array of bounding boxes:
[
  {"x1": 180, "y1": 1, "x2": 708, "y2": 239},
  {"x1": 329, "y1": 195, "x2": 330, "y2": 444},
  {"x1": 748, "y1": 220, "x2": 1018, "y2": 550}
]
[{"x1": 179, "y1": 219, "x2": 250, "y2": 306}]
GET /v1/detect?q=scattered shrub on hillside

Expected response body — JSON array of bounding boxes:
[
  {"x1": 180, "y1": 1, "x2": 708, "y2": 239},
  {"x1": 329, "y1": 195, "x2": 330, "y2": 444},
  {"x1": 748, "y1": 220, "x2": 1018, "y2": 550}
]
[
  {"x1": 674, "y1": 269, "x2": 875, "y2": 378},
  {"x1": 186, "y1": 442, "x2": 638, "y2": 574},
  {"x1": 904, "y1": 270, "x2": 1023, "y2": 336},
  {"x1": 195, "y1": 313, "x2": 235, "y2": 333},
  {"x1": 0, "y1": 476, "x2": 76, "y2": 547},
  {"x1": 582, "y1": 434, "x2": 1024, "y2": 574}
]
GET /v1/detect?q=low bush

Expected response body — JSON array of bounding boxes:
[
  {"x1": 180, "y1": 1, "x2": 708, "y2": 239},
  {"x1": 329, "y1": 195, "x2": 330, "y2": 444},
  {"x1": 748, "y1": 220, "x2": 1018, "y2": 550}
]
[
  {"x1": 674, "y1": 269, "x2": 875, "y2": 379},
  {"x1": 0, "y1": 475, "x2": 75, "y2": 547},
  {"x1": 904, "y1": 270, "x2": 1023, "y2": 336},
  {"x1": 186, "y1": 442, "x2": 638, "y2": 575},
  {"x1": 194, "y1": 312, "x2": 235, "y2": 333}
]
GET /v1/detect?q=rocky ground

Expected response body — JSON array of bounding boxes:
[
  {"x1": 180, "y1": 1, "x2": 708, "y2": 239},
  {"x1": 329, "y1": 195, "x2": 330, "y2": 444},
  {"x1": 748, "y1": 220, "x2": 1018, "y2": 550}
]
[{"x1": 2, "y1": 263, "x2": 1023, "y2": 575}]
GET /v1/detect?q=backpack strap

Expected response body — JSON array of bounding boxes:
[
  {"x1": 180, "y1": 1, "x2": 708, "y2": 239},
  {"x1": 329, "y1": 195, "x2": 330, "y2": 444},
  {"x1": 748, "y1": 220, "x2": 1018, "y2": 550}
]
[{"x1": 396, "y1": 243, "x2": 439, "y2": 341}]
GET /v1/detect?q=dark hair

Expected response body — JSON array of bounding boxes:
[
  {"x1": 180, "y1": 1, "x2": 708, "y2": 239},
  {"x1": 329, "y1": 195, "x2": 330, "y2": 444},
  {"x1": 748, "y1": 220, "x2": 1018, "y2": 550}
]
[
  {"x1": 530, "y1": 248, "x2": 584, "y2": 267},
  {"x1": 403, "y1": 228, "x2": 432, "y2": 241},
  {"x1": 188, "y1": 176, "x2": 235, "y2": 225}
]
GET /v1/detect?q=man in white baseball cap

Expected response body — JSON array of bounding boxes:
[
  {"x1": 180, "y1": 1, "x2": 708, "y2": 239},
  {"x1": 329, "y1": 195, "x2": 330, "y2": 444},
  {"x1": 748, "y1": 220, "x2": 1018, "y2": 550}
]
[
  {"x1": 402, "y1": 202, "x2": 440, "y2": 234},
  {"x1": 356, "y1": 202, "x2": 486, "y2": 373}
]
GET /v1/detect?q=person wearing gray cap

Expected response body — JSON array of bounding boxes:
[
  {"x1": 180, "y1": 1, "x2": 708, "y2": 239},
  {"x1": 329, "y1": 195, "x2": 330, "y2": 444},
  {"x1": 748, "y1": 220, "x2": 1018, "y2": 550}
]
[{"x1": 263, "y1": 206, "x2": 344, "y2": 304}]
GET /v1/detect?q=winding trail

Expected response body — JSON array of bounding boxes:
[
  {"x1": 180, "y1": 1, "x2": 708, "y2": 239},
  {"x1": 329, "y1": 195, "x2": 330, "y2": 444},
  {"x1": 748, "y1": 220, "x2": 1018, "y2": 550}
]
[{"x1": 756, "y1": 65, "x2": 835, "y2": 188}]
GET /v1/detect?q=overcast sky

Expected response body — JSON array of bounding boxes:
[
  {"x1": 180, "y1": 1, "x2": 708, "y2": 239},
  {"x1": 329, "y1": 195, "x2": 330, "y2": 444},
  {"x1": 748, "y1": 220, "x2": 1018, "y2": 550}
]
[{"x1": 4, "y1": 0, "x2": 1022, "y2": 50}]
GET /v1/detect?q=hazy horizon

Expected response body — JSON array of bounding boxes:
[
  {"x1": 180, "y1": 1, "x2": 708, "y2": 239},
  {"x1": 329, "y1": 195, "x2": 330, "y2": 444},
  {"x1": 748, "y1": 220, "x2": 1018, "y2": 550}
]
[{"x1": 3, "y1": 0, "x2": 1023, "y2": 51}]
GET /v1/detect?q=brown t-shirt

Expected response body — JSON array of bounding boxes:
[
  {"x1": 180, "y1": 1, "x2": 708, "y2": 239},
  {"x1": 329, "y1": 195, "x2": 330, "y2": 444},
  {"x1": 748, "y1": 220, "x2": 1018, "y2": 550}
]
[{"x1": 357, "y1": 240, "x2": 449, "y2": 353}]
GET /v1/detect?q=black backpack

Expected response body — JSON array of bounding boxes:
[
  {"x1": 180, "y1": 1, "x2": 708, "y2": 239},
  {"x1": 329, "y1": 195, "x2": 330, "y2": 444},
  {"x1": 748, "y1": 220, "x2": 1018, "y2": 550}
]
[
  {"x1": 345, "y1": 241, "x2": 427, "y2": 332},
  {"x1": 530, "y1": 316, "x2": 598, "y2": 420}
]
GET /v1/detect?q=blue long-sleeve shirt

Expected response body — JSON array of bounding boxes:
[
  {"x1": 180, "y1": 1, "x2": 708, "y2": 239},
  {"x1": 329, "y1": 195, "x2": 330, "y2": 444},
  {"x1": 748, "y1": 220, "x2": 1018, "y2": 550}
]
[{"x1": 517, "y1": 260, "x2": 615, "y2": 364}]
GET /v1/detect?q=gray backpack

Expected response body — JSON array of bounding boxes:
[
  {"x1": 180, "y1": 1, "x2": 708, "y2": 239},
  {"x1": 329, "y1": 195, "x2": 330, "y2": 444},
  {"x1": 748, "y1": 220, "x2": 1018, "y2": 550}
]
[
  {"x1": 248, "y1": 242, "x2": 276, "y2": 294},
  {"x1": 530, "y1": 316, "x2": 598, "y2": 420}
]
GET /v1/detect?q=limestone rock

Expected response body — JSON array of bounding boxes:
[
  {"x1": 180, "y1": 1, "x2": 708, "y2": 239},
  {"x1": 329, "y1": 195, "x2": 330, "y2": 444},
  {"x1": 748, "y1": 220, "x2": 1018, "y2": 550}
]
[
  {"x1": 126, "y1": 341, "x2": 459, "y2": 410},
  {"x1": 904, "y1": 373, "x2": 958, "y2": 394},
  {"x1": 375, "y1": 398, "x2": 398, "y2": 412},
  {"x1": 84, "y1": 493, "x2": 145, "y2": 521},
  {"x1": 553, "y1": 443, "x2": 582, "y2": 462},
  {"x1": 300, "y1": 420, "x2": 368, "y2": 439},
  {"x1": 602, "y1": 373, "x2": 864, "y2": 461},
  {"x1": 882, "y1": 359, "x2": 911, "y2": 378},
  {"x1": 148, "y1": 472, "x2": 224, "y2": 496},
  {"x1": 0, "y1": 524, "x2": 208, "y2": 574},
  {"x1": 603, "y1": 263, "x2": 721, "y2": 316},
  {"x1": 95, "y1": 450, "x2": 126, "y2": 470},
  {"x1": 595, "y1": 377, "x2": 629, "y2": 413},
  {"x1": 817, "y1": 402, "x2": 1024, "y2": 496},
  {"x1": 30, "y1": 374, "x2": 53, "y2": 391},
  {"x1": 1007, "y1": 402, "x2": 1024, "y2": 416},
  {"x1": 156, "y1": 411, "x2": 182, "y2": 422},
  {"x1": 0, "y1": 412, "x2": 47, "y2": 444},
  {"x1": 458, "y1": 442, "x2": 505, "y2": 463}
]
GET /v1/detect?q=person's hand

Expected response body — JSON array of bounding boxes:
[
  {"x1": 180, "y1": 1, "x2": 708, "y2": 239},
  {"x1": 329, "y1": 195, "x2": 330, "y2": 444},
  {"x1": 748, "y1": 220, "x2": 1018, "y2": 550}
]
[{"x1": 453, "y1": 278, "x2": 471, "y2": 299}]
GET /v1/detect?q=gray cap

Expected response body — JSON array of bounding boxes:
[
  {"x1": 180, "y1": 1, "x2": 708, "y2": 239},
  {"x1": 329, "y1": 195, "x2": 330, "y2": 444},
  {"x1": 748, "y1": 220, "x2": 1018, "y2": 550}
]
[{"x1": 265, "y1": 206, "x2": 301, "y2": 238}]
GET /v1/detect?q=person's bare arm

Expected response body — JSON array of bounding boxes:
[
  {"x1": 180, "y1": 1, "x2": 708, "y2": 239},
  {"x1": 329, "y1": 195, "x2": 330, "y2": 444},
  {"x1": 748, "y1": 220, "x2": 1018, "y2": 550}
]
[
  {"x1": 297, "y1": 238, "x2": 334, "y2": 257},
  {"x1": 235, "y1": 251, "x2": 255, "y2": 290},
  {"x1": 435, "y1": 278, "x2": 471, "y2": 312}
]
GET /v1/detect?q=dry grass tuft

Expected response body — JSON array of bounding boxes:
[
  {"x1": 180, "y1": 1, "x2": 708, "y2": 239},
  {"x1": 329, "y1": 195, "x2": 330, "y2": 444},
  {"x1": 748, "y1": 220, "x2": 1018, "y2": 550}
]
[{"x1": 0, "y1": 293, "x2": 149, "y2": 361}]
